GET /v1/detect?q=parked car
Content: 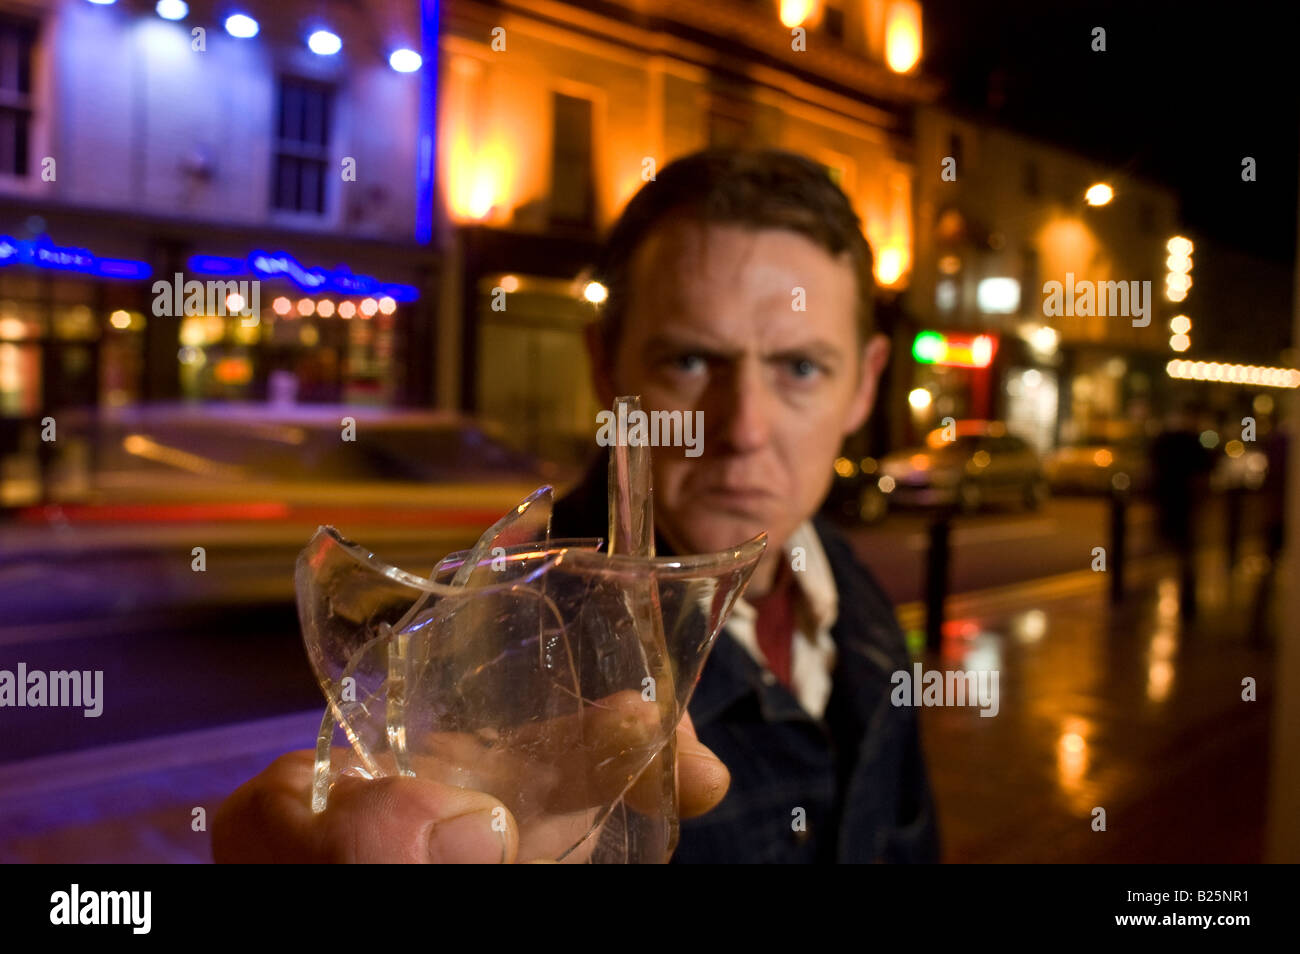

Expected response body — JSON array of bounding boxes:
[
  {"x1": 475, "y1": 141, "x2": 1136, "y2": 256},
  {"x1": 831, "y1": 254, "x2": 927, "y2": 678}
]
[
  {"x1": 1210, "y1": 440, "x2": 1268, "y2": 491},
  {"x1": 1044, "y1": 437, "x2": 1151, "y2": 494},
  {"x1": 876, "y1": 420, "x2": 1048, "y2": 514}
]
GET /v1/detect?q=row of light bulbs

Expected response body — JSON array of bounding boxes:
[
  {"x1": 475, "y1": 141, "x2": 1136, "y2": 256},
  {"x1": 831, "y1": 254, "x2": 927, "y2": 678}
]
[
  {"x1": 85, "y1": 1, "x2": 425, "y2": 72},
  {"x1": 269, "y1": 296, "x2": 398, "y2": 319},
  {"x1": 1166, "y1": 359, "x2": 1300, "y2": 389}
]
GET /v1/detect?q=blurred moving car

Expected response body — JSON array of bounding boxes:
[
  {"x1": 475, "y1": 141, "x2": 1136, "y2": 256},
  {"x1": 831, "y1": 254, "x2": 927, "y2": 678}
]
[
  {"x1": 876, "y1": 420, "x2": 1048, "y2": 514},
  {"x1": 1043, "y1": 437, "x2": 1151, "y2": 494},
  {"x1": 4, "y1": 405, "x2": 577, "y2": 619},
  {"x1": 35, "y1": 403, "x2": 571, "y2": 526}
]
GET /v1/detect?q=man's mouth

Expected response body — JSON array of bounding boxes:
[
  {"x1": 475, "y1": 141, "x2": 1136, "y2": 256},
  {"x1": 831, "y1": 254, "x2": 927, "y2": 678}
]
[{"x1": 694, "y1": 485, "x2": 777, "y2": 506}]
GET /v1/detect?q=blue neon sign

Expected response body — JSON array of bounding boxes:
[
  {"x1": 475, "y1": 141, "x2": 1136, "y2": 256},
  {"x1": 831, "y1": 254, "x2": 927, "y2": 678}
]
[
  {"x1": 187, "y1": 250, "x2": 420, "y2": 302},
  {"x1": 0, "y1": 235, "x2": 152, "y2": 280}
]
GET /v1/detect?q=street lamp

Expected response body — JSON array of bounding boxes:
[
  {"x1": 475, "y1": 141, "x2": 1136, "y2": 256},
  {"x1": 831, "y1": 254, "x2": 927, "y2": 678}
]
[{"x1": 1084, "y1": 183, "x2": 1114, "y2": 206}]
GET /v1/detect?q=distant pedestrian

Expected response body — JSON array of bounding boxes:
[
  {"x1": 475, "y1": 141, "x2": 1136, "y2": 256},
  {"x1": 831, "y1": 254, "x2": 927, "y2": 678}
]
[{"x1": 1148, "y1": 403, "x2": 1212, "y2": 619}]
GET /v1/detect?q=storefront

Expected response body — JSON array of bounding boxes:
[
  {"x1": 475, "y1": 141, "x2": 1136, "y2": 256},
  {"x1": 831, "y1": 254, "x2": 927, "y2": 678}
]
[
  {"x1": 179, "y1": 249, "x2": 422, "y2": 406},
  {"x1": 0, "y1": 220, "x2": 436, "y2": 506},
  {"x1": 905, "y1": 329, "x2": 1000, "y2": 442},
  {"x1": 0, "y1": 232, "x2": 154, "y2": 504}
]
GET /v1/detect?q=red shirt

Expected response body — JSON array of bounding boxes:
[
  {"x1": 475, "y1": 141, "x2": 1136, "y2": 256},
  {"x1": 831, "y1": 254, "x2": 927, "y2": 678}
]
[{"x1": 746, "y1": 559, "x2": 800, "y2": 688}]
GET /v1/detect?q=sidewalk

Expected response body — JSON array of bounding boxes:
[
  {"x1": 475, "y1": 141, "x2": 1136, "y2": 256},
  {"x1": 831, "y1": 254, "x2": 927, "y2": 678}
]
[
  {"x1": 906, "y1": 545, "x2": 1276, "y2": 863},
  {"x1": 0, "y1": 543, "x2": 1279, "y2": 863},
  {"x1": 0, "y1": 710, "x2": 325, "y2": 864}
]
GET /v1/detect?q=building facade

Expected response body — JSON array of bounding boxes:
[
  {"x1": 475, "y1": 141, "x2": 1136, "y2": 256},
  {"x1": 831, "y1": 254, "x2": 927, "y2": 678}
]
[
  {"x1": 905, "y1": 106, "x2": 1183, "y2": 454},
  {"x1": 434, "y1": 0, "x2": 936, "y2": 461},
  {"x1": 0, "y1": 0, "x2": 438, "y2": 503}
]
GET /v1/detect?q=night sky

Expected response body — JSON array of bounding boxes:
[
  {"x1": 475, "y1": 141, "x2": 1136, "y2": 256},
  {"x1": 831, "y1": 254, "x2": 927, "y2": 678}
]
[{"x1": 921, "y1": 0, "x2": 1299, "y2": 264}]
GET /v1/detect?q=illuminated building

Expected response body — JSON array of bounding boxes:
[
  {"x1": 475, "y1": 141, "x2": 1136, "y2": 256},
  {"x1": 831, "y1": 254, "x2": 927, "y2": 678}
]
[
  {"x1": 438, "y1": 0, "x2": 938, "y2": 458},
  {"x1": 906, "y1": 108, "x2": 1183, "y2": 451},
  {"x1": 0, "y1": 1, "x2": 436, "y2": 504}
]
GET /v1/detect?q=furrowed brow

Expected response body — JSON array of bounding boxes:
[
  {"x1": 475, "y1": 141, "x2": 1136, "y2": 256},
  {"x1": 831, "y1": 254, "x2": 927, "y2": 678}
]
[
  {"x1": 643, "y1": 334, "x2": 745, "y2": 363},
  {"x1": 765, "y1": 341, "x2": 844, "y2": 366}
]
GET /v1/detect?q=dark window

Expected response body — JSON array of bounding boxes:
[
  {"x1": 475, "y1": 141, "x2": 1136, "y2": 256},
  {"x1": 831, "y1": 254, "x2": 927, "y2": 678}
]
[
  {"x1": 1023, "y1": 160, "x2": 1040, "y2": 196},
  {"x1": 0, "y1": 16, "x2": 35, "y2": 177},
  {"x1": 1020, "y1": 246, "x2": 1039, "y2": 307},
  {"x1": 550, "y1": 92, "x2": 594, "y2": 227},
  {"x1": 273, "y1": 78, "x2": 332, "y2": 214},
  {"x1": 823, "y1": 5, "x2": 845, "y2": 39},
  {"x1": 947, "y1": 132, "x2": 963, "y2": 170}
]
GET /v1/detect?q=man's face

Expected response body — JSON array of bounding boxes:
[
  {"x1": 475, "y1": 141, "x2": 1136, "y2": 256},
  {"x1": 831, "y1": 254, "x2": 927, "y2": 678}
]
[{"x1": 596, "y1": 219, "x2": 889, "y2": 559}]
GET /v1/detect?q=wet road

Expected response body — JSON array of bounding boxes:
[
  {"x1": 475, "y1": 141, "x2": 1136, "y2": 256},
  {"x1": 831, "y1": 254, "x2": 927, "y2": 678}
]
[{"x1": 1, "y1": 493, "x2": 1266, "y2": 765}]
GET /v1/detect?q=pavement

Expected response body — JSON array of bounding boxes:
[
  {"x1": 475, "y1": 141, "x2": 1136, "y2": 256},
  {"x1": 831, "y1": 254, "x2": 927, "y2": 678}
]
[
  {"x1": 904, "y1": 546, "x2": 1276, "y2": 863},
  {"x1": 0, "y1": 536, "x2": 1280, "y2": 863}
]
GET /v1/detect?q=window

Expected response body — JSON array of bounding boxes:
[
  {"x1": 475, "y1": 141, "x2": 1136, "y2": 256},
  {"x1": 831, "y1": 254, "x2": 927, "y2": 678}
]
[
  {"x1": 273, "y1": 78, "x2": 332, "y2": 214},
  {"x1": 1019, "y1": 247, "x2": 1039, "y2": 307},
  {"x1": 947, "y1": 132, "x2": 963, "y2": 171},
  {"x1": 0, "y1": 16, "x2": 36, "y2": 177},
  {"x1": 550, "y1": 92, "x2": 595, "y2": 228},
  {"x1": 823, "y1": 4, "x2": 845, "y2": 39}
]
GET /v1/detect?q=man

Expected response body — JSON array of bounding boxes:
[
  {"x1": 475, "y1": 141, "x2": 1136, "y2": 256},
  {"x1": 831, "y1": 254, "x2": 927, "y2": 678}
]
[
  {"x1": 213, "y1": 148, "x2": 939, "y2": 863},
  {"x1": 1148, "y1": 402, "x2": 1213, "y2": 620}
]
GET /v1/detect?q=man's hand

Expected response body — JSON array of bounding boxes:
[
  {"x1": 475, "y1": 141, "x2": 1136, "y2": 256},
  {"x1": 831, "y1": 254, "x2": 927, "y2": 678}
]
[{"x1": 211, "y1": 712, "x2": 728, "y2": 863}]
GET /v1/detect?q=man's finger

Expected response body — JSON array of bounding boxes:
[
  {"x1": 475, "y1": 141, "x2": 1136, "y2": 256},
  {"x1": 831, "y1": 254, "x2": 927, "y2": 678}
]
[
  {"x1": 212, "y1": 749, "x2": 519, "y2": 863},
  {"x1": 675, "y1": 714, "x2": 730, "y2": 818}
]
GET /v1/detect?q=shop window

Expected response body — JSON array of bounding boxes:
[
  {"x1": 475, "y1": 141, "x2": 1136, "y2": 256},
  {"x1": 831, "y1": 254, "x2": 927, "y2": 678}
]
[
  {"x1": 550, "y1": 92, "x2": 594, "y2": 228},
  {"x1": 0, "y1": 15, "x2": 36, "y2": 177},
  {"x1": 273, "y1": 78, "x2": 333, "y2": 214}
]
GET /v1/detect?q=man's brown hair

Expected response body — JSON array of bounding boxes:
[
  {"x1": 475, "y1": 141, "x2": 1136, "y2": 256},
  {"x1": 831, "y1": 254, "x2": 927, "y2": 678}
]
[{"x1": 590, "y1": 147, "x2": 876, "y2": 352}]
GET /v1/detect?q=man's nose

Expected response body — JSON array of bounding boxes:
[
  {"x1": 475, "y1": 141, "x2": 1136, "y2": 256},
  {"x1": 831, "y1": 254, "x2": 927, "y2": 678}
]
[{"x1": 713, "y1": 360, "x2": 772, "y2": 454}]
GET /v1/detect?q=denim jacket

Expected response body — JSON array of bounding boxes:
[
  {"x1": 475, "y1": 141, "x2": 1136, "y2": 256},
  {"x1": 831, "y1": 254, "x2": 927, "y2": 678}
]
[{"x1": 552, "y1": 460, "x2": 941, "y2": 864}]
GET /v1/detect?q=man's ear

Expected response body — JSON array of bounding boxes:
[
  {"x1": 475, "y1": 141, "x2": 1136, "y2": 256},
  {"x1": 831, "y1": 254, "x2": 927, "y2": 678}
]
[
  {"x1": 844, "y1": 333, "x2": 891, "y2": 434},
  {"x1": 584, "y1": 322, "x2": 617, "y2": 408}
]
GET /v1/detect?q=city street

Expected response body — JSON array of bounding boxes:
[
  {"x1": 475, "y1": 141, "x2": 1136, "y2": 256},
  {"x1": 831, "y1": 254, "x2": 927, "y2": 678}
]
[
  {"x1": 0, "y1": 491, "x2": 1271, "y2": 772},
  {"x1": 0, "y1": 506, "x2": 1275, "y2": 863},
  {"x1": 1, "y1": 0, "x2": 1297, "y2": 888}
]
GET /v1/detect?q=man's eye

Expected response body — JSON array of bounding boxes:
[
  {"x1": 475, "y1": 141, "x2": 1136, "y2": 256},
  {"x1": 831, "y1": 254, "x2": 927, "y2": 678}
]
[
  {"x1": 788, "y1": 357, "x2": 823, "y2": 379},
  {"x1": 671, "y1": 354, "x2": 706, "y2": 373}
]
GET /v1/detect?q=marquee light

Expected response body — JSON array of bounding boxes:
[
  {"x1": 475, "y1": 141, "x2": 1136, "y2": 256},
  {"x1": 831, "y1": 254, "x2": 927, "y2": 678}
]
[
  {"x1": 1166, "y1": 359, "x2": 1300, "y2": 389},
  {"x1": 188, "y1": 251, "x2": 419, "y2": 301},
  {"x1": 1165, "y1": 235, "x2": 1193, "y2": 302},
  {"x1": 0, "y1": 234, "x2": 151, "y2": 280}
]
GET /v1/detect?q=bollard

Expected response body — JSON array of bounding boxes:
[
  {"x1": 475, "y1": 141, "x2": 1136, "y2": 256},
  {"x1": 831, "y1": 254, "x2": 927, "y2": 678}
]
[
  {"x1": 925, "y1": 508, "x2": 952, "y2": 651},
  {"x1": 1109, "y1": 485, "x2": 1127, "y2": 603}
]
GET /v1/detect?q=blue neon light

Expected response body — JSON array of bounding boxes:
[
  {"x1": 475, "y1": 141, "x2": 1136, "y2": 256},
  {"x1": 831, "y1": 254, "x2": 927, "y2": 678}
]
[
  {"x1": 415, "y1": 0, "x2": 438, "y2": 244},
  {"x1": 186, "y1": 250, "x2": 420, "y2": 302},
  {"x1": 187, "y1": 255, "x2": 244, "y2": 275},
  {"x1": 0, "y1": 235, "x2": 152, "y2": 280}
]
